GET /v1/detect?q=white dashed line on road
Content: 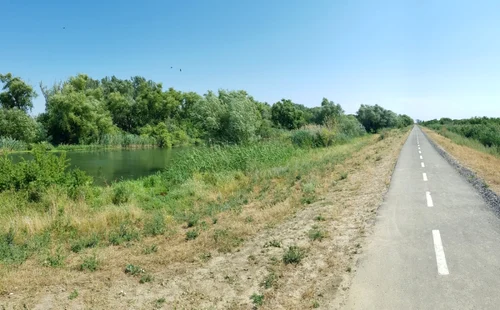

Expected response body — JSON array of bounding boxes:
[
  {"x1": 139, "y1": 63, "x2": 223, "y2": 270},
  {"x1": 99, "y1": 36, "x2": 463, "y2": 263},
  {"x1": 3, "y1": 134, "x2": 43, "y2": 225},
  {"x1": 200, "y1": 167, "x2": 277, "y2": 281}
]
[
  {"x1": 426, "y1": 191, "x2": 434, "y2": 207},
  {"x1": 419, "y1": 150, "x2": 422, "y2": 154},
  {"x1": 421, "y1": 162, "x2": 425, "y2": 168},
  {"x1": 420, "y1": 155, "x2": 423, "y2": 160},
  {"x1": 423, "y1": 173, "x2": 428, "y2": 181},
  {"x1": 432, "y1": 230, "x2": 450, "y2": 275}
]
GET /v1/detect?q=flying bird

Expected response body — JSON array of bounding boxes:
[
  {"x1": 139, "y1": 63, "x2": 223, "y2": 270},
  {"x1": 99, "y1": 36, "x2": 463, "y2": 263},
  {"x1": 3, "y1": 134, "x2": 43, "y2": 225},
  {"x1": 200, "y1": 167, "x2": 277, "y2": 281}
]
[
  {"x1": 62, "y1": 27, "x2": 66, "y2": 29},
  {"x1": 179, "y1": 69, "x2": 182, "y2": 72},
  {"x1": 170, "y1": 66, "x2": 173, "y2": 69}
]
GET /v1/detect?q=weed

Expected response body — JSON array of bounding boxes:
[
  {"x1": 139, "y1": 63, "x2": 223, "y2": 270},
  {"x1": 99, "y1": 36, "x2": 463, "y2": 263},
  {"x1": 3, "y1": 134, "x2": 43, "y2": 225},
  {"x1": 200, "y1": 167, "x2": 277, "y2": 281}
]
[
  {"x1": 312, "y1": 300, "x2": 320, "y2": 308},
  {"x1": 263, "y1": 240, "x2": 281, "y2": 248},
  {"x1": 213, "y1": 229, "x2": 243, "y2": 253},
  {"x1": 186, "y1": 214, "x2": 199, "y2": 228},
  {"x1": 308, "y1": 228, "x2": 327, "y2": 241},
  {"x1": 70, "y1": 234, "x2": 100, "y2": 253},
  {"x1": 79, "y1": 255, "x2": 99, "y2": 272},
  {"x1": 185, "y1": 229, "x2": 199, "y2": 241},
  {"x1": 112, "y1": 183, "x2": 131, "y2": 205},
  {"x1": 375, "y1": 155, "x2": 382, "y2": 161},
  {"x1": 43, "y1": 248, "x2": 65, "y2": 267},
  {"x1": 339, "y1": 172, "x2": 348, "y2": 180},
  {"x1": 155, "y1": 298, "x2": 166, "y2": 307},
  {"x1": 199, "y1": 252, "x2": 212, "y2": 262},
  {"x1": 245, "y1": 216, "x2": 254, "y2": 223},
  {"x1": 283, "y1": 245, "x2": 305, "y2": 265},
  {"x1": 140, "y1": 273, "x2": 154, "y2": 283},
  {"x1": 346, "y1": 266, "x2": 352, "y2": 272},
  {"x1": 68, "y1": 289, "x2": 78, "y2": 300},
  {"x1": 143, "y1": 213, "x2": 166, "y2": 236},
  {"x1": 124, "y1": 264, "x2": 144, "y2": 276},
  {"x1": 250, "y1": 293, "x2": 264, "y2": 307},
  {"x1": 108, "y1": 223, "x2": 140, "y2": 245},
  {"x1": 142, "y1": 244, "x2": 158, "y2": 255},
  {"x1": 212, "y1": 217, "x2": 218, "y2": 224},
  {"x1": 314, "y1": 214, "x2": 326, "y2": 221},
  {"x1": 261, "y1": 272, "x2": 276, "y2": 289}
]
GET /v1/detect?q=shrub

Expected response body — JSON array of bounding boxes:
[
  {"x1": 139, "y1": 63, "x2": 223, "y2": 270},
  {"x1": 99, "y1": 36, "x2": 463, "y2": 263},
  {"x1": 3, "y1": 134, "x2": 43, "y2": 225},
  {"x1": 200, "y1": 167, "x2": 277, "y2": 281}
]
[
  {"x1": 112, "y1": 183, "x2": 131, "y2": 205},
  {"x1": 250, "y1": 293, "x2": 264, "y2": 307},
  {"x1": 143, "y1": 213, "x2": 165, "y2": 236},
  {"x1": 283, "y1": 245, "x2": 305, "y2": 265},
  {"x1": 79, "y1": 255, "x2": 99, "y2": 272}
]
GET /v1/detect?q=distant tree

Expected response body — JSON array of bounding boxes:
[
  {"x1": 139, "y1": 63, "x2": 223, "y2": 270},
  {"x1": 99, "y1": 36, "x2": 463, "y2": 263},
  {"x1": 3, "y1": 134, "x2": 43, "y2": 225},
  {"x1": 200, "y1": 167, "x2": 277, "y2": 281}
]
[
  {"x1": 397, "y1": 114, "x2": 414, "y2": 128},
  {"x1": 356, "y1": 104, "x2": 398, "y2": 132},
  {"x1": 317, "y1": 98, "x2": 344, "y2": 127},
  {"x1": 0, "y1": 73, "x2": 38, "y2": 112},
  {"x1": 271, "y1": 99, "x2": 306, "y2": 130}
]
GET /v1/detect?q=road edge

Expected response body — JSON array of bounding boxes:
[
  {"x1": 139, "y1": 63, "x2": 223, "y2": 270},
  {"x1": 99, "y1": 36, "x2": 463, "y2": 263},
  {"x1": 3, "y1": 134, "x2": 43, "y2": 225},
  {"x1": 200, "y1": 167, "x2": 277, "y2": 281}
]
[{"x1": 419, "y1": 126, "x2": 500, "y2": 214}]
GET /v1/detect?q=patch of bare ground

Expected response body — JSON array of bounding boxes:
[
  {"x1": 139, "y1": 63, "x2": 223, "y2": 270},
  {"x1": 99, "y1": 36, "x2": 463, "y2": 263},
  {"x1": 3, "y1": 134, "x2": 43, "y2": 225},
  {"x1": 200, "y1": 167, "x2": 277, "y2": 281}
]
[
  {"x1": 1, "y1": 129, "x2": 409, "y2": 309},
  {"x1": 422, "y1": 127, "x2": 500, "y2": 195}
]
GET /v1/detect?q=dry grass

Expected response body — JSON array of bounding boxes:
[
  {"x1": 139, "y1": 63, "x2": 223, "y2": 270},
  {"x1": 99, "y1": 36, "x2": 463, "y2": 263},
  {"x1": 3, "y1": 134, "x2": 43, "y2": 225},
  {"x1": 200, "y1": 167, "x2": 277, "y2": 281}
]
[
  {"x1": 1, "y1": 129, "x2": 410, "y2": 308},
  {"x1": 423, "y1": 127, "x2": 500, "y2": 195}
]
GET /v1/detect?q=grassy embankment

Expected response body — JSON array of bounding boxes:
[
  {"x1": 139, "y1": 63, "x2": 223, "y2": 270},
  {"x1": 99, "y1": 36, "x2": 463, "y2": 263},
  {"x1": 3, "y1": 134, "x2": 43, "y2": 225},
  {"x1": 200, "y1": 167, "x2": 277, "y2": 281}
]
[
  {"x1": 422, "y1": 127, "x2": 500, "y2": 195},
  {"x1": 0, "y1": 127, "x2": 409, "y2": 300}
]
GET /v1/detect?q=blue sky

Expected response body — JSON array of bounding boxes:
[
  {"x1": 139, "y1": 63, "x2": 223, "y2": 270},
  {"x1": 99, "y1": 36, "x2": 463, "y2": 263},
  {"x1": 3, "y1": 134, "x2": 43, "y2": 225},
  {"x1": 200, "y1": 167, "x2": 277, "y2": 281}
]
[{"x1": 2, "y1": 0, "x2": 499, "y2": 120}]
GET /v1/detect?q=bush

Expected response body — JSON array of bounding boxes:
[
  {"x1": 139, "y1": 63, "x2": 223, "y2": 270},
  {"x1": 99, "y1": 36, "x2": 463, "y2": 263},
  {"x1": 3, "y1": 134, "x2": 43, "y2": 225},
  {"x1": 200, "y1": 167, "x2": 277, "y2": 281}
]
[
  {"x1": 112, "y1": 183, "x2": 131, "y2": 205},
  {"x1": 283, "y1": 245, "x2": 305, "y2": 264},
  {"x1": 79, "y1": 255, "x2": 99, "y2": 272}
]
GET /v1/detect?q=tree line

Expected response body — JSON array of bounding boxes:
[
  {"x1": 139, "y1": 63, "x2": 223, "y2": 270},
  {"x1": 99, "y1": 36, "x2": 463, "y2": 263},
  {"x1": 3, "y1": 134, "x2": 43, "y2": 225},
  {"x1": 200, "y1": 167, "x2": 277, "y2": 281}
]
[
  {"x1": 421, "y1": 117, "x2": 500, "y2": 149},
  {"x1": 0, "y1": 72, "x2": 414, "y2": 148}
]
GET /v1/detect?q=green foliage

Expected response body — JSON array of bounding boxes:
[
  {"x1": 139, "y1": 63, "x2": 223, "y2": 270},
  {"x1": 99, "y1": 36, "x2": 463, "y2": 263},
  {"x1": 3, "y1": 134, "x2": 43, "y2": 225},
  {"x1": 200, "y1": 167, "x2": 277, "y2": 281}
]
[
  {"x1": 140, "y1": 273, "x2": 154, "y2": 283},
  {"x1": 308, "y1": 227, "x2": 327, "y2": 241},
  {"x1": 250, "y1": 293, "x2": 265, "y2": 307},
  {"x1": 143, "y1": 213, "x2": 166, "y2": 236},
  {"x1": 0, "y1": 73, "x2": 37, "y2": 112},
  {"x1": 283, "y1": 245, "x2": 305, "y2": 264},
  {"x1": 422, "y1": 117, "x2": 500, "y2": 154},
  {"x1": 261, "y1": 272, "x2": 277, "y2": 289},
  {"x1": 356, "y1": 104, "x2": 400, "y2": 133},
  {"x1": 108, "y1": 223, "x2": 140, "y2": 245},
  {"x1": 124, "y1": 264, "x2": 144, "y2": 275},
  {"x1": 0, "y1": 137, "x2": 27, "y2": 151},
  {"x1": 271, "y1": 99, "x2": 306, "y2": 130},
  {"x1": 112, "y1": 183, "x2": 131, "y2": 205},
  {"x1": 79, "y1": 255, "x2": 99, "y2": 272},
  {"x1": 185, "y1": 229, "x2": 199, "y2": 241},
  {"x1": 43, "y1": 247, "x2": 66, "y2": 267},
  {"x1": 70, "y1": 234, "x2": 100, "y2": 253},
  {"x1": 68, "y1": 289, "x2": 79, "y2": 300},
  {"x1": 0, "y1": 108, "x2": 39, "y2": 142}
]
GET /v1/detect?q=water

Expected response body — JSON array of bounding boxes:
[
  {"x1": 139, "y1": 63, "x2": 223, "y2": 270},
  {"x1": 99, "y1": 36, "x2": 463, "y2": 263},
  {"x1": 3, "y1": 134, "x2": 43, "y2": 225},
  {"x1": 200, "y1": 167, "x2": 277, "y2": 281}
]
[{"x1": 13, "y1": 148, "x2": 184, "y2": 186}]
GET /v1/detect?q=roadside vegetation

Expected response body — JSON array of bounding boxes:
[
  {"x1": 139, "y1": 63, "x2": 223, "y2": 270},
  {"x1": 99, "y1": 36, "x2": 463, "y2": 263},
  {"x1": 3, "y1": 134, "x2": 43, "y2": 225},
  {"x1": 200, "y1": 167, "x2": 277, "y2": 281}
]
[
  {"x1": 0, "y1": 71, "x2": 414, "y2": 307},
  {"x1": 421, "y1": 117, "x2": 500, "y2": 156},
  {"x1": 1, "y1": 72, "x2": 412, "y2": 152}
]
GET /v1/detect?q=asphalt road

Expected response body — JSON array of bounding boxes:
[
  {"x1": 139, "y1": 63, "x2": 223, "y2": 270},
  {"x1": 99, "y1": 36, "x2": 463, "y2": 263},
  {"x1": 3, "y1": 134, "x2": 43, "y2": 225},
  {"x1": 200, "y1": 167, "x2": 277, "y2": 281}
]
[{"x1": 344, "y1": 126, "x2": 500, "y2": 309}]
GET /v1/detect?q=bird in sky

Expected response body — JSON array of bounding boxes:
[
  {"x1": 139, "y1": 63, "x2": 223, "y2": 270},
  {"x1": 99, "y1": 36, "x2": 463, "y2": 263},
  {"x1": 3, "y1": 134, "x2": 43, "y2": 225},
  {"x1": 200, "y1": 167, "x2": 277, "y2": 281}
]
[
  {"x1": 170, "y1": 66, "x2": 173, "y2": 69},
  {"x1": 179, "y1": 69, "x2": 182, "y2": 72},
  {"x1": 62, "y1": 27, "x2": 66, "y2": 29}
]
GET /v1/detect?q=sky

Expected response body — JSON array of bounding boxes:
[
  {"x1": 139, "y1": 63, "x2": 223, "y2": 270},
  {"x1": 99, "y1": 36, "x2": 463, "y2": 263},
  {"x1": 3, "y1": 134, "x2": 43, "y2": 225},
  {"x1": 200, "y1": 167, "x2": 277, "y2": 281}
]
[{"x1": 1, "y1": 0, "x2": 500, "y2": 120}]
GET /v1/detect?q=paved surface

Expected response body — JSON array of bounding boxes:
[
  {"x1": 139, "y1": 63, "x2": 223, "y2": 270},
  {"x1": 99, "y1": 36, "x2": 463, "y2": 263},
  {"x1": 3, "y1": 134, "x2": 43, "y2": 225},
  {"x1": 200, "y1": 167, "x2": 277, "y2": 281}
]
[{"x1": 344, "y1": 126, "x2": 500, "y2": 310}]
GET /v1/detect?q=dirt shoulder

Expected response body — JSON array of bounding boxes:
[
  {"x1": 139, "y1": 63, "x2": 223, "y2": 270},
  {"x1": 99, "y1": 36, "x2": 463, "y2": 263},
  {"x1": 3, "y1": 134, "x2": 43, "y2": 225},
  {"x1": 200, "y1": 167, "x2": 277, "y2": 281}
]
[
  {"x1": 422, "y1": 127, "x2": 500, "y2": 196},
  {"x1": 1, "y1": 130, "x2": 409, "y2": 309}
]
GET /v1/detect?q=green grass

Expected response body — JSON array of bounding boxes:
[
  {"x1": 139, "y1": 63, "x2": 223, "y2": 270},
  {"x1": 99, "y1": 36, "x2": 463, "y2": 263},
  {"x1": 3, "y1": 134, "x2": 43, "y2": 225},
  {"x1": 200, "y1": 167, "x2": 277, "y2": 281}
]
[
  {"x1": 250, "y1": 293, "x2": 264, "y2": 307},
  {"x1": 0, "y1": 134, "x2": 377, "y2": 268},
  {"x1": 79, "y1": 255, "x2": 99, "y2": 272},
  {"x1": 283, "y1": 245, "x2": 306, "y2": 265}
]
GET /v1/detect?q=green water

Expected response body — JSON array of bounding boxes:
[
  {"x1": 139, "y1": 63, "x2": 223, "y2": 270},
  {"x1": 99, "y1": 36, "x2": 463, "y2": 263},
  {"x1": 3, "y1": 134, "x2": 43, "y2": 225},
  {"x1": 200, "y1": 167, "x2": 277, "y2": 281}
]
[{"x1": 14, "y1": 148, "x2": 183, "y2": 185}]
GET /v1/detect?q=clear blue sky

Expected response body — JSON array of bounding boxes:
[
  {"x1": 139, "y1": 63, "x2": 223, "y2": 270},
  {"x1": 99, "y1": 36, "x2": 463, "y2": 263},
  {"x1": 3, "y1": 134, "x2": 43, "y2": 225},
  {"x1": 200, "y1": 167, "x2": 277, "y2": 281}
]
[{"x1": 2, "y1": 0, "x2": 499, "y2": 120}]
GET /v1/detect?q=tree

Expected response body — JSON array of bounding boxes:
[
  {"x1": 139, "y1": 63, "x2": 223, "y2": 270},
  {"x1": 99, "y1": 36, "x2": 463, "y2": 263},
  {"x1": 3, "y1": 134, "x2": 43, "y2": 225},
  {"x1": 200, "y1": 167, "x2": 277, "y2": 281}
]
[
  {"x1": 356, "y1": 104, "x2": 398, "y2": 132},
  {"x1": 271, "y1": 99, "x2": 306, "y2": 130},
  {"x1": 0, "y1": 108, "x2": 40, "y2": 142},
  {"x1": 316, "y1": 98, "x2": 344, "y2": 127},
  {"x1": 0, "y1": 73, "x2": 38, "y2": 112},
  {"x1": 397, "y1": 114, "x2": 414, "y2": 128},
  {"x1": 40, "y1": 74, "x2": 116, "y2": 144}
]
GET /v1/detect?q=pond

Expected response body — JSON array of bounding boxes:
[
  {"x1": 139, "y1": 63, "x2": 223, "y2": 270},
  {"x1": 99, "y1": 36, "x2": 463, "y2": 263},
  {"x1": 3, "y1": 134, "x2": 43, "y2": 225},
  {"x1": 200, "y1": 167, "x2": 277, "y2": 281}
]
[{"x1": 13, "y1": 148, "x2": 184, "y2": 186}]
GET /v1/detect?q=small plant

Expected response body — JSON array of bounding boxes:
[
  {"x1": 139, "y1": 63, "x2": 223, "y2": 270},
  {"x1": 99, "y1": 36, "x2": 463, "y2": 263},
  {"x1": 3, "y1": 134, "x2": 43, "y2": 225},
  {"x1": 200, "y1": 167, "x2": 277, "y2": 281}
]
[
  {"x1": 212, "y1": 217, "x2": 218, "y2": 224},
  {"x1": 199, "y1": 252, "x2": 212, "y2": 262},
  {"x1": 375, "y1": 155, "x2": 383, "y2": 161},
  {"x1": 339, "y1": 172, "x2": 348, "y2": 180},
  {"x1": 263, "y1": 240, "x2": 281, "y2": 248},
  {"x1": 143, "y1": 213, "x2": 166, "y2": 236},
  {"x1": 155, "y1": 298, "x2": 166, "y2": 307},
  {"x1": 124, "y1": 264, "x2": 144, "y2": 276},
  {"x1": 250, "y1": 293, "x2": 264, "y2": 307},
  {"x1": 140, "y1": 273, "x2": 154, "y2": 283},
  {"x1": 112, "y1": 183, "x2": 131, "y2": 205},
  {"x1": 143, "y1": 244, "x2": 158, "y2": 254},
  {"x1": 314, "y1": 214, "x2": 326, "y2": 221},
  {"x1": 261, "y1": 272, "x2": 276, "y2": 289},
  {"x1": 308, "y1": 228, "x2": 327, "y2": 241},
  {"x1": 245, "y1": 216, "x2": 254, "y2": 223},
  {"x1": 79, "y1": 255, "x2": 99, "y2": 272},
  {"x1": 70, "y1": 234, "x2": 100, "y2": 253},
  {"x1": 312, "y1": 300, "x2": 320, "y2": 308},
  {"x1": 186, "y1": 214, "x2": 199, "y2": 228},
  {"x1": 43, "y1": 248, "x2": 66, "y2": 267},
  {"x1": 108, "y1": 223, "x2": 140, "y2": 245},
  {"x1": 68, "y1": 289, "x2": 79, "y2": 300},
  {"x1": 185, "y1": 229, "x2": 199, "y2": 241},
  {"x1": 283, "y1": 245, "x2": 305, "y2": 265}
]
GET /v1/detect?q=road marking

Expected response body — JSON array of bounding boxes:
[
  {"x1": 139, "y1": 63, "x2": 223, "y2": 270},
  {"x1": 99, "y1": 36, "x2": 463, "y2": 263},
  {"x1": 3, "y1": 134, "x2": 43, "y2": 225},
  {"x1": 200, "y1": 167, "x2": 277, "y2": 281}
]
[
  {"x1": 432, "y1": 230, "x2": 449, "y2": 275},
  {"x1": 419, "y1": 150, "x2": 422, "y2": 154},
  {"x1": 418, "y1": 146, "x2": 421, "y2": 150},
  {"x1": 423, "y1": 173, "x2": 428, "y2": 181},
  {"x1": 421, "y1": 162, "x2": 425, "y2": 168},
  {"x1": 426, "y1": 191, "x2": 434, "y2": 207},
  {"x1": 420, "y1": 155, "x2": 423, "y2": 160}
]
